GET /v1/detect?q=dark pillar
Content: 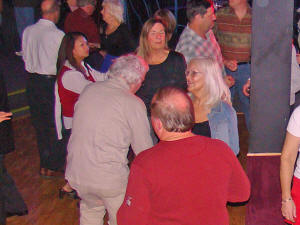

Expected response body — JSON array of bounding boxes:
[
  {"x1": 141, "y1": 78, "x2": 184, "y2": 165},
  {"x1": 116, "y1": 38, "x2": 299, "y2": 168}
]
[{"x1": 246, "y1": 0, "x2": 293, "y2": 224}]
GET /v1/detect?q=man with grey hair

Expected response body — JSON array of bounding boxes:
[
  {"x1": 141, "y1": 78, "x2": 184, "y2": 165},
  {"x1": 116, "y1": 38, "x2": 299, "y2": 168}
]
[
  {"x1": 118, "y1": 86, "x2": 250, "y2": 225},
  {"x1": 22, "y1": 0, "x2": 64, "y2": 176},
  {"x1": 65, "y1": 54, "x2": 153, "y2": 225}
]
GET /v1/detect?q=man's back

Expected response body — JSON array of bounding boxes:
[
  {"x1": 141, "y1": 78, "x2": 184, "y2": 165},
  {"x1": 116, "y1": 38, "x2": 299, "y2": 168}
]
[
  {"x1": 118, "y1": 135, "x2": 250, "y2": 225},
  {"x1": 65, "y1": 79, "x2": 152, "y2": 191},
  {"x1": 22, "y1": 19, "x2": 64, "y2": 74}
]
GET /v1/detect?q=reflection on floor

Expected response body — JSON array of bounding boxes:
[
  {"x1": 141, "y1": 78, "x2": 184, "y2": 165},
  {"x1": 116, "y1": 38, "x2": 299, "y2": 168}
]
[{"x1": 6, "y1": 114, "x2": 249, "y2": 225}]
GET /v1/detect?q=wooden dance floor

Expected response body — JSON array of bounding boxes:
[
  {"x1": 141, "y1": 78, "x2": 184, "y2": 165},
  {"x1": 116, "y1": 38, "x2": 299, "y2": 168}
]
[{"x1": 6, "y1": 114, "x2": 249, "y2": 225}]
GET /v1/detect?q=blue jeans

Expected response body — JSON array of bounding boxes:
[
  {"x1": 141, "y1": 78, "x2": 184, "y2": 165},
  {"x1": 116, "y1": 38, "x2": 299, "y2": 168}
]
[
  {"x1": 226, "y1": 63, "x2": 251, "y2": 130},
  {"x1": 14, "y1": 7, "x2": 34, "y2": 39}
]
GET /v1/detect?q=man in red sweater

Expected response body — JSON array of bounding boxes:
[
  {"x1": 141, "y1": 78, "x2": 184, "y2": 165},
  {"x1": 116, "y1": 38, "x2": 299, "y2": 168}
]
[{"x1": 117, "y1": 86, "x2": 251, "y2": 225}]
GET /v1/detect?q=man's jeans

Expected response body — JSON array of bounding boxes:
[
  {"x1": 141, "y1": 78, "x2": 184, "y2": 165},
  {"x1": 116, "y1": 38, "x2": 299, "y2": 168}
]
[{"x1": 226, "y1": 63, "x2": 251, "y2": 130}]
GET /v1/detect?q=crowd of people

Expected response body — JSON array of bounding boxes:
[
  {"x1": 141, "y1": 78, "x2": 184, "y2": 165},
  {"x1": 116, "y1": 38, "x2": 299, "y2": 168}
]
[{"x1": 11, "y1": 0, "x2": 300, "y2": 224}]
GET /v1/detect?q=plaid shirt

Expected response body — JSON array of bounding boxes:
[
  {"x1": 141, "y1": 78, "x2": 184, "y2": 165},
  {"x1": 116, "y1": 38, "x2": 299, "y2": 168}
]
[{"x1": 176, "y1": 25, "x2": 225, "y2": 76}]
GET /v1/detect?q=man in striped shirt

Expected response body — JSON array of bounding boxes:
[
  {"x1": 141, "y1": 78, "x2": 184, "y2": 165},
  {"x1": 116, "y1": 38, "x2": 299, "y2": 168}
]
[{"x1": 214, "y1": 0, "x2": 252, "y2": 129}]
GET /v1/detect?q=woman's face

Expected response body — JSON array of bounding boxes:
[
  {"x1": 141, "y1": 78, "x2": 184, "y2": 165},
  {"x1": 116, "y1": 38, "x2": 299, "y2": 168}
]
[
  {"x1": 73, "y1": 36, "x2": 89, "y2": 61},
  {"x1": 147, "y1": 22, "x2": 166, "y2": 51},
  {"x1": 186, "y1": 61, "x2": 205, "y2": 94},
  {"x1": 101, "y1": 3, "x2": 112, "y2": 24}
]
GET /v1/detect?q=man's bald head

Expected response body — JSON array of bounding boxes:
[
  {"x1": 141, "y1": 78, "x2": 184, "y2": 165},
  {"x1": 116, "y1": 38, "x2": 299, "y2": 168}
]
[
  {"x1": 41, "y1": 0, "x2": 60, "y2": 19},
  {"x1": 151, "y1": 87, "x2": 195, "y2": 132}
]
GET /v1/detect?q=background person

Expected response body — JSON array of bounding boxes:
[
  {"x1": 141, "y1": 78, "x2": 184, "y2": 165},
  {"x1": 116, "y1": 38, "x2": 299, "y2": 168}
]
[
  {"x1": 280, "y1": 105, "x2": 300, "y2": 224},
  {"x1": 22, "y1": 0, "x2": 64, "y2": 177},
  {"x1": 186, "y1": 57, "x2": 239, "y2": 155},
  {"x1": 99, "y1": 0, "x2": 136, "y2": 72},
  {"x1": 175, "y1": 0, "x2": 235, "y2": 88},
  {"x1": 136, "y1": 18, "x2": 186, "y2": 142},
  {"x1": 153, "y1": 8, "x2": 177, "y2": 49},
  {"x1": 54, "y1": 32, "x2": 107, "y2": 198}
]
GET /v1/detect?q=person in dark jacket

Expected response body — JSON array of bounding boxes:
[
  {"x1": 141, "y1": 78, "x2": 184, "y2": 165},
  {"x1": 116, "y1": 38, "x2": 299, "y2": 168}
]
[{"x1": 0, "y1": 70, "x2": 27, "y2": 225}]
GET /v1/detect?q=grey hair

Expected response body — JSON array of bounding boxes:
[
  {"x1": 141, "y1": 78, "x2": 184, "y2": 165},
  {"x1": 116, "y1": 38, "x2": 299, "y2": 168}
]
[
  {"x1": 151, "y1": 87, "x2": 195, "y2": 132},
  {"x1": 189, "y1": 57, "x2": 231, "y2": 109},
  {"x1": 77, "y1": 0, "x2": 96, "y2": 7},
  {"x1": 186, "y1": 0, "x2": 212, "y2": 22},
  {"x1": 102, "y1": 0, "x2": 124, "y2": 23},
  {"x1": 108, "y1": 54, "x2": 149, "y2": 86}
]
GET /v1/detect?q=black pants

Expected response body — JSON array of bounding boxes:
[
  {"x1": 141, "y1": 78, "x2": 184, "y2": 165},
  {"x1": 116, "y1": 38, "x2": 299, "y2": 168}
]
[
  {"x1": 26, "y1": 73, "x2": 59, "y2": 170},
  {"x1": 0, "y1": 155, "x2": 27, "y2": 224}
]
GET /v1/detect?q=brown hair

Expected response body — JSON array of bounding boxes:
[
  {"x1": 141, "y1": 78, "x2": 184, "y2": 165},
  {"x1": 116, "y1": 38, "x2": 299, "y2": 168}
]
[
  {"x1": 154, "y1": 8, "x2": 176, "y2": 41},
  {"x1": 56, "y1": 32, "x2": 89, "y2": 79}
]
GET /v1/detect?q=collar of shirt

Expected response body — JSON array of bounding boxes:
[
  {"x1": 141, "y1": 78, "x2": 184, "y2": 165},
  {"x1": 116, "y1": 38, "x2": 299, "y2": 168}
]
[{"x1": 37, "y1": 18, "x2": 57, "y2": 28}]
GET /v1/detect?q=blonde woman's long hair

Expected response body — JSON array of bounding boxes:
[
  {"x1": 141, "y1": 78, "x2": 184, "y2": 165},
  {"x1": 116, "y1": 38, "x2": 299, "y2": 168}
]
[{"x1": 189, "y1": 57, "x2": 232, "y2": 110}]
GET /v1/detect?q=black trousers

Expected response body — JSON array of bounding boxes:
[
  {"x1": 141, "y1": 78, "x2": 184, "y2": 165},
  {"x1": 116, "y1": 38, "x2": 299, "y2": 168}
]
[
  {"x1": 26, "y1": 73, "x2": 59, "y2": 170},
  {"x1": 0, "y1": 154, "x2": 27, "y2": 224}
]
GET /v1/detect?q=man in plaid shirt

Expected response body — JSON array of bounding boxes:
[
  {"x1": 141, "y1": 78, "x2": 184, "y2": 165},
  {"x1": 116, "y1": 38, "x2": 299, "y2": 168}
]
[{"x1": 176, "y1": 0, "x2": 234, "y2": 87}]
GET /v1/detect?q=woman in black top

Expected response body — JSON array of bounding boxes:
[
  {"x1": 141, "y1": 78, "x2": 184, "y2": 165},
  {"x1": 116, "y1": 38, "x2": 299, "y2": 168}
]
[
  {"x1": 99, "y1": 0, "x2": 136, "y2": 72},
  {"x1": 136, "y1": 18, "x2": 186, "y2": 116}
]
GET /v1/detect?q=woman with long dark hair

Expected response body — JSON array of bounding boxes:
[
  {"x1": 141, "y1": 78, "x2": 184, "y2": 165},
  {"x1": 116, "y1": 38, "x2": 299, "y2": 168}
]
[{"x1": 54, "y1": 32, "x2": 107, "y2": 197}]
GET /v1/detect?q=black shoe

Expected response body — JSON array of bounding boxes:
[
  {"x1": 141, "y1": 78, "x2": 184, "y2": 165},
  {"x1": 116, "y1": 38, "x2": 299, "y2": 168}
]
[{"x1": 58, "y1": 188, "x2": 79, "y2": 199}]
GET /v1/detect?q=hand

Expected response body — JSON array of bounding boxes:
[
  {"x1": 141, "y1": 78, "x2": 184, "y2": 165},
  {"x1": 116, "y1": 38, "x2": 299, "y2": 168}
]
[
  {"x1": 282, "y1": 199, "x2": 297, "y2": 222},
  {"x1": 0, "y1": 111, "x2": 12, "y2": 123},
  {"x1": 99, "y1": 50, "x2": 107, "y2": 57},
  {"x1": 242, "y1": 79, "x2": 251, "y2": 97},
  {"x1": 224, "y1": 75, "x2": 235, "y2": 88},
  {"x1": 296, "y1": 53, "x2": 300, "y2": 65},
  {"x1": 88, "y1": 42, "x2": 100, "y2": 49},
  {"x1": 224, "y1": 59, "x2": 238, "y2": 72}
]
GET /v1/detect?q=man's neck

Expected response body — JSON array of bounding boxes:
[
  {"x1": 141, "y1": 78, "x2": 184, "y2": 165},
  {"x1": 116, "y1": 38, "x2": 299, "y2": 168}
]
[
  {"x1": 188, "y1": 22, "x2": 207, "y2": 39},
  {"x1": 232, "y1": 3, "x2": 248, "y2": 20},
  {"x1": 161, "y1": 131, "x2": 195, "y2": 142}
]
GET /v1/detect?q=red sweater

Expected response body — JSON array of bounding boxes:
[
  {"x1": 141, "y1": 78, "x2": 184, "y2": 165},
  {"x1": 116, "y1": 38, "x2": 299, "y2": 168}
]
[
  {"x1": 64, "y1": 8, "x2": 100, "y2": 44},
  {"x1": 117, "y1": 135, "x2": 250, "y2": 225}
]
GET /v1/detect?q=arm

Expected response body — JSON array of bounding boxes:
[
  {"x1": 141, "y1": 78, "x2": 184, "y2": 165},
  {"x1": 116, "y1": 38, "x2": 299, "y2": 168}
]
[
  {"x1": 280, "y1": 132, "x2": 300, "y2": 222},
  {"x1": 242, "y1": 79, "x2": 251, "y2": 97},
  {"x1": 117, "y1": 162, "x2": 151, "y2": 225},
  {"x1": 127, "y1": 100, "x2": 153, "y2": 155},
  {"x1": 87, "y1": 65, "x2": 108, "y2": 81},
  {"x1": 62, "y1": 70, "x2": 94, "y2": 94}
]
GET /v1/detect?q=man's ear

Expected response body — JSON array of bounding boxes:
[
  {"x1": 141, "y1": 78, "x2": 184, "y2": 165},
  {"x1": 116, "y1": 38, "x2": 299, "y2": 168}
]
[{"x1": 151, "y1": 116, "x2": 163, "y2": 132}]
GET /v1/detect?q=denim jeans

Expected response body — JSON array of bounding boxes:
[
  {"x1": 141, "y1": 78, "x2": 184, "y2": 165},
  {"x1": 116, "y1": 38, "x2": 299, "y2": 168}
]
[
  {"x1": 14, "y1": 7, "x2": 34, "y2": 39},
  {"x1": 226, "y1": 63, "x2": 251, "y2": 130}
]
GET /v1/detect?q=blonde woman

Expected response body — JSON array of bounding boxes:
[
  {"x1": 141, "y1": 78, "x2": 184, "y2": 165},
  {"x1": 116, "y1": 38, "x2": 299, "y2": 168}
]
[
  {"x1": 136, "y1": 18, "x2": 186, "y2": 118},
  {"x1": 186, "y1": 57, "x2": 239, "y2": 155}
]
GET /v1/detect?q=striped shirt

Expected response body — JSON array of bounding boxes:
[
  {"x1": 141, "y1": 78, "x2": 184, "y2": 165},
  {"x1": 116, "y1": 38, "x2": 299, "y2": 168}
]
[{"x1": 214, "y1": 6, "x2": 252, "y2": 62}]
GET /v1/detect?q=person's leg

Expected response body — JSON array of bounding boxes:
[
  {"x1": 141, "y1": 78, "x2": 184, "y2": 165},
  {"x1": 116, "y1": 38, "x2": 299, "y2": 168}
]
[
  {"x1": 26, "y1": 74, "x2": 57, "y2": 171},
  {"x1": 76, "y1": 186, "x2": 106, "y2": 225},
  {"x1": 102, "y1": 192, "x2": 125, "y2": 225},
  {"x1": 0, "y1": 155, "x2": 6, "y2": 225}
]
